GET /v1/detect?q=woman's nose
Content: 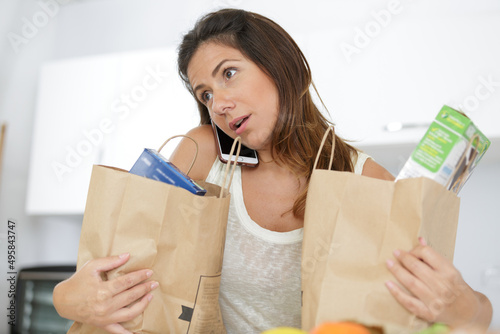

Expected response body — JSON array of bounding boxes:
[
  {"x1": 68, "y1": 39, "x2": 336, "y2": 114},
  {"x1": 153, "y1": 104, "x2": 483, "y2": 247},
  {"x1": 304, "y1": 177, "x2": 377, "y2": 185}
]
[{"x1": 211, "y1": 90, "x2": 234, "y2": 115}]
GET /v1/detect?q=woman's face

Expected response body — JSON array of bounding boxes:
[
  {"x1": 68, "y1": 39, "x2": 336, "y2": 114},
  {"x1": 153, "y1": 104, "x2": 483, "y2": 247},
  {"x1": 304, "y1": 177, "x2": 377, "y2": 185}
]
[{"x1": 187, "y1": 42, "x2": 279, "y2": 151}]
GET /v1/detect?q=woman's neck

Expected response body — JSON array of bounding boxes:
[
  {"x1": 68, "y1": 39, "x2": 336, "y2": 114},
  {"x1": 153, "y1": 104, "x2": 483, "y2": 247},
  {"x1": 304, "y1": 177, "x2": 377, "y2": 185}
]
[{"x1": 256, "y1": 149, "x2": 274, "y2": 164}]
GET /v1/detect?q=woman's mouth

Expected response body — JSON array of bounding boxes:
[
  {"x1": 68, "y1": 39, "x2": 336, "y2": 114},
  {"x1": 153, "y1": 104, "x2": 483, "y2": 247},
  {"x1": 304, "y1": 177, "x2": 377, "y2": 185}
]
[{"x1": 230, "y1": 115, "x2": 250, "y2": 135}]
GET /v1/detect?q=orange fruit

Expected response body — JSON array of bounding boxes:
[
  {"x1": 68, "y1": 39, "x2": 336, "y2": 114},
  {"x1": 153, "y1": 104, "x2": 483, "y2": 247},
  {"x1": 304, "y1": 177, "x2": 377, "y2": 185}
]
[{"x1": 310, "y1": 322, "x2": 371, "y2": 334}]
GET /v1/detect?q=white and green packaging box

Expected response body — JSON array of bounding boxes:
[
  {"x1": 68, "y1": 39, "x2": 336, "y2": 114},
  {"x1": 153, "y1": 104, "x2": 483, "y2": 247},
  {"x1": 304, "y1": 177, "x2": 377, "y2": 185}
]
[{"x1": 396, "y1": 105, "x2": 490, "y2": 193}]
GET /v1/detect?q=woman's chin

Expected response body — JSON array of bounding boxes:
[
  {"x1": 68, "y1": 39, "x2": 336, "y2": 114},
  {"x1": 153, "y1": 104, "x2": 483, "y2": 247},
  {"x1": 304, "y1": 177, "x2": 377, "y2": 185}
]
[{"x1": 243, "y1": 134, "x2": 272, "y2": 152}]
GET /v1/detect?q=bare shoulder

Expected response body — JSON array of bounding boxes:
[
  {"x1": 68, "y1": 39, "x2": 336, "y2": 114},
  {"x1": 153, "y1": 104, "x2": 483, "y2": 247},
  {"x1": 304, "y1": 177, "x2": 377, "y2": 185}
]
[
  {"x1": 168, "y1": 124, "x2": 217, "y2": 181},
  {"x1": 361, "y1": 158, "x2": 395, "y2": 181}
]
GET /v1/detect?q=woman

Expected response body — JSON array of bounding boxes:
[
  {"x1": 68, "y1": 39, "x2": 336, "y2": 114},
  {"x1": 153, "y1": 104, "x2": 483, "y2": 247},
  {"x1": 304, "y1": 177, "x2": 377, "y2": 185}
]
[{"x1": 53, "y1": 8, "x2": 492, "y2": 334}]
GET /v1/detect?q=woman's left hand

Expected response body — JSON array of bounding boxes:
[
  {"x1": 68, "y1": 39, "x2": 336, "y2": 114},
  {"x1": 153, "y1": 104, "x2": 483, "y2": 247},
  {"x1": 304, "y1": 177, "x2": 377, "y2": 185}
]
[{"x1": 385, "y1": 237, "x2": 492, "y2": 330}]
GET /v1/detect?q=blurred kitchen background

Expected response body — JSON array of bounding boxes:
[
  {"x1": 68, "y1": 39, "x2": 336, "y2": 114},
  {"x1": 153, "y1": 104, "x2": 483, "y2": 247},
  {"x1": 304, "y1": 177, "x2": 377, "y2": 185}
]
[{"x1": 0, "y1": 0, "x2": 499, "y2": 332}]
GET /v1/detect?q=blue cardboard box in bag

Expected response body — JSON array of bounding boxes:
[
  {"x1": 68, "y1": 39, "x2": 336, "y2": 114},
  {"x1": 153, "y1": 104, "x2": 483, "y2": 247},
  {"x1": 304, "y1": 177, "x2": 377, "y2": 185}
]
[{"x1": 129, "y1": 148, "x2": 206, "y2": 196}]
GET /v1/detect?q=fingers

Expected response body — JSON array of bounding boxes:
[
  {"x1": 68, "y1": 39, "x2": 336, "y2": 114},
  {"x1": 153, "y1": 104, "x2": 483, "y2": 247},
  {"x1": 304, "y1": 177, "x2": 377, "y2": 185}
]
[
  {"x1": 386, "y1": 251, "x2": 433, "y2": 303},
  {"x1": 107, "y1": 280, "x2": 159, "y2": 312},
  {"x1": 86, "y1": 253, "x2": 156, "y2": 296},
  {"x1": 418, "y1": 236, "x2": 427, "y2": 246},
  {"x1": 385, "y1": 280, "x2": 435, "y2": 321},
  {"x1": 98, "y1": 293, "x2": 154, "y2": 329},
  {"x1": 386, "y1": 250, "x2": 445, "y2": 321},
  {"x1": 392, "y1": 249, "x2": 450, "y2": 298},
  {"x1": 55, "y1": 253, "x2": 158, "y2": 330},
  {"x1": 385, "y1": 242, "x2": 473, "y2": 324},
  {"x1": 409, "y1": 240, "x2": 449, "y2": 272},
  {"x1": 85, "y1": 281, "x2": 157, "y2": 328},
  {"x1": 80, "y1": 254, "x2": 157, "y2": 327},
  {"x1": 407, "y1": 242, "x2": 463, "y2": 288},
  {"x1": 107, "y1": 293, "x2": 155, "y2": 325},
  {"x1": 107, "y1": 269, "x2": 154, "y2": 296},
  {"x1": 88, "y1": 270, "x2": 157, "y2": 321},
  {"x1": 90, "y1": 253, "x2": 131, "y2": 274}
]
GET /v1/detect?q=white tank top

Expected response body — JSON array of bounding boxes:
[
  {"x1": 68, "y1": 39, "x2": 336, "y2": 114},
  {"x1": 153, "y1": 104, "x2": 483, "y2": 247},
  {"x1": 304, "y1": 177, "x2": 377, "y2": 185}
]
[{"x1": 206, "y1": 152, "x2": 370, "y2": 333}]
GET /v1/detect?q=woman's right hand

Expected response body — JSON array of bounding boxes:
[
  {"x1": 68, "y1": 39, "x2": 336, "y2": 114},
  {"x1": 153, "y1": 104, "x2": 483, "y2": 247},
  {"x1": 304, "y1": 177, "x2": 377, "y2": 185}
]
[{"x1": 53, "y1": 253, "x2": 159, "y2": 334}]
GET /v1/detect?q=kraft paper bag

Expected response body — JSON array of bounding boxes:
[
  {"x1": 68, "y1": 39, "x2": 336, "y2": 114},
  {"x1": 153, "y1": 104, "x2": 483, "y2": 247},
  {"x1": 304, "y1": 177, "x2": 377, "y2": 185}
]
[
  {"x1": 68, "y1": 137, "x2": 241, "y2": 334},
  {"x1": 301, "y1": 127, "x2": 460, "y2": 334}
]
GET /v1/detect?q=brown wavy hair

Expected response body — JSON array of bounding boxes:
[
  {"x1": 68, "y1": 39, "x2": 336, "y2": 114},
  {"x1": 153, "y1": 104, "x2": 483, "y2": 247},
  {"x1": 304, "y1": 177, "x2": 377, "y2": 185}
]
[{"x1": 178, "y1": 8, "x2": 358, "y2": 217}]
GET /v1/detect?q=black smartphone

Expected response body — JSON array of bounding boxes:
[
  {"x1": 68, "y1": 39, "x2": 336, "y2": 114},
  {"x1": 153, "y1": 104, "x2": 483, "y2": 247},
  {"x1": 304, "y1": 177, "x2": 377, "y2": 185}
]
[{"x1": 211, "y1": 121, "x2": 259, "y2": 167}]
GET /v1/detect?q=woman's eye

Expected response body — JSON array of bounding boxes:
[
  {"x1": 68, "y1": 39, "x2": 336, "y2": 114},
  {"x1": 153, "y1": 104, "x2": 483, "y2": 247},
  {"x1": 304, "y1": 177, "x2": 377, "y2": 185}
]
[
  {"x1": 201, "y1": 91, "x2": 213, "y2": 103},
  {"x1": 224, "y1": 69, "x2": 236, "y2": 80}
]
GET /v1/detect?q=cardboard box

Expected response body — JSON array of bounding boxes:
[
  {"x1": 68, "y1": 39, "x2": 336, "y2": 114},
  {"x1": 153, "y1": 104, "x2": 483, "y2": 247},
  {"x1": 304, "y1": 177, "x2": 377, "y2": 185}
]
[
  {"x1": 129, "y1": 148, "x2": 207, "y2": 196},
  {"x1": 396, "y1": 105, "x2": 490, "y2": 193}
]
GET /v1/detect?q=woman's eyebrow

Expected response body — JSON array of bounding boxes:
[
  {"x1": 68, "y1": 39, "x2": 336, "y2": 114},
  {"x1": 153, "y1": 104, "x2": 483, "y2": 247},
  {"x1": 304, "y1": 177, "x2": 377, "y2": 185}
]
[
  {"x1": 211, "y1": 58, "x2": 239, "y2": 77},
  {"x1": 192, "y1": 58, "x2": 240, "y2": 96}
]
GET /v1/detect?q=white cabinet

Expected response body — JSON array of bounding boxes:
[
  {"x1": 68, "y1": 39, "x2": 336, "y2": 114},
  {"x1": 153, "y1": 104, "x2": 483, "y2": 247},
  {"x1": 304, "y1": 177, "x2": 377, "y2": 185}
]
[
  {"x1": 303, "y1": 12, "x2": 500, "y2": 147},
  {"x1": 26, "y1": 48, "x2": 199, "y2": 215}
]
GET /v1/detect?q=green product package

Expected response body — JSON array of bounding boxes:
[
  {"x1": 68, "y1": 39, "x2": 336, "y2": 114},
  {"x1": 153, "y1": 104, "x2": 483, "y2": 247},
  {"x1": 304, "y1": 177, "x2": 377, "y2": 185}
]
[{"x1": 396, "y1": 105, "x2": 490, "y2": 193}]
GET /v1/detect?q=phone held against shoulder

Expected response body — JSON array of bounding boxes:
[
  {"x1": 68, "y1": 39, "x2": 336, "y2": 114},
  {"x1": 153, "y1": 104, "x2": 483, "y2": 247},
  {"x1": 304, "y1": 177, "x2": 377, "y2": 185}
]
[{"x1": 211, "y1": 120, "x2": 259, "y2": 167}]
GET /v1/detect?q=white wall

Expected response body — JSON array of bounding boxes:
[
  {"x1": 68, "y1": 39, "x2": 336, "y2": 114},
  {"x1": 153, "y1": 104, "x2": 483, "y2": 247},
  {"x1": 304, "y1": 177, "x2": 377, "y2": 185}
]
[{"x1": 0, "y1": 0, "x2": 499, "y2": 332}]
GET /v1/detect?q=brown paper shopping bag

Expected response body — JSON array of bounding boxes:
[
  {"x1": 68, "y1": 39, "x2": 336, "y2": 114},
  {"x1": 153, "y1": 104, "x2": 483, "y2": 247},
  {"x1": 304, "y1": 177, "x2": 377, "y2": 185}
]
[
  {"x1": 68, "y1": 136, "x2": 241, "y2": 334},
  {"x1": 301, "y1": 127, "x2": 460, "y2": 334}
]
